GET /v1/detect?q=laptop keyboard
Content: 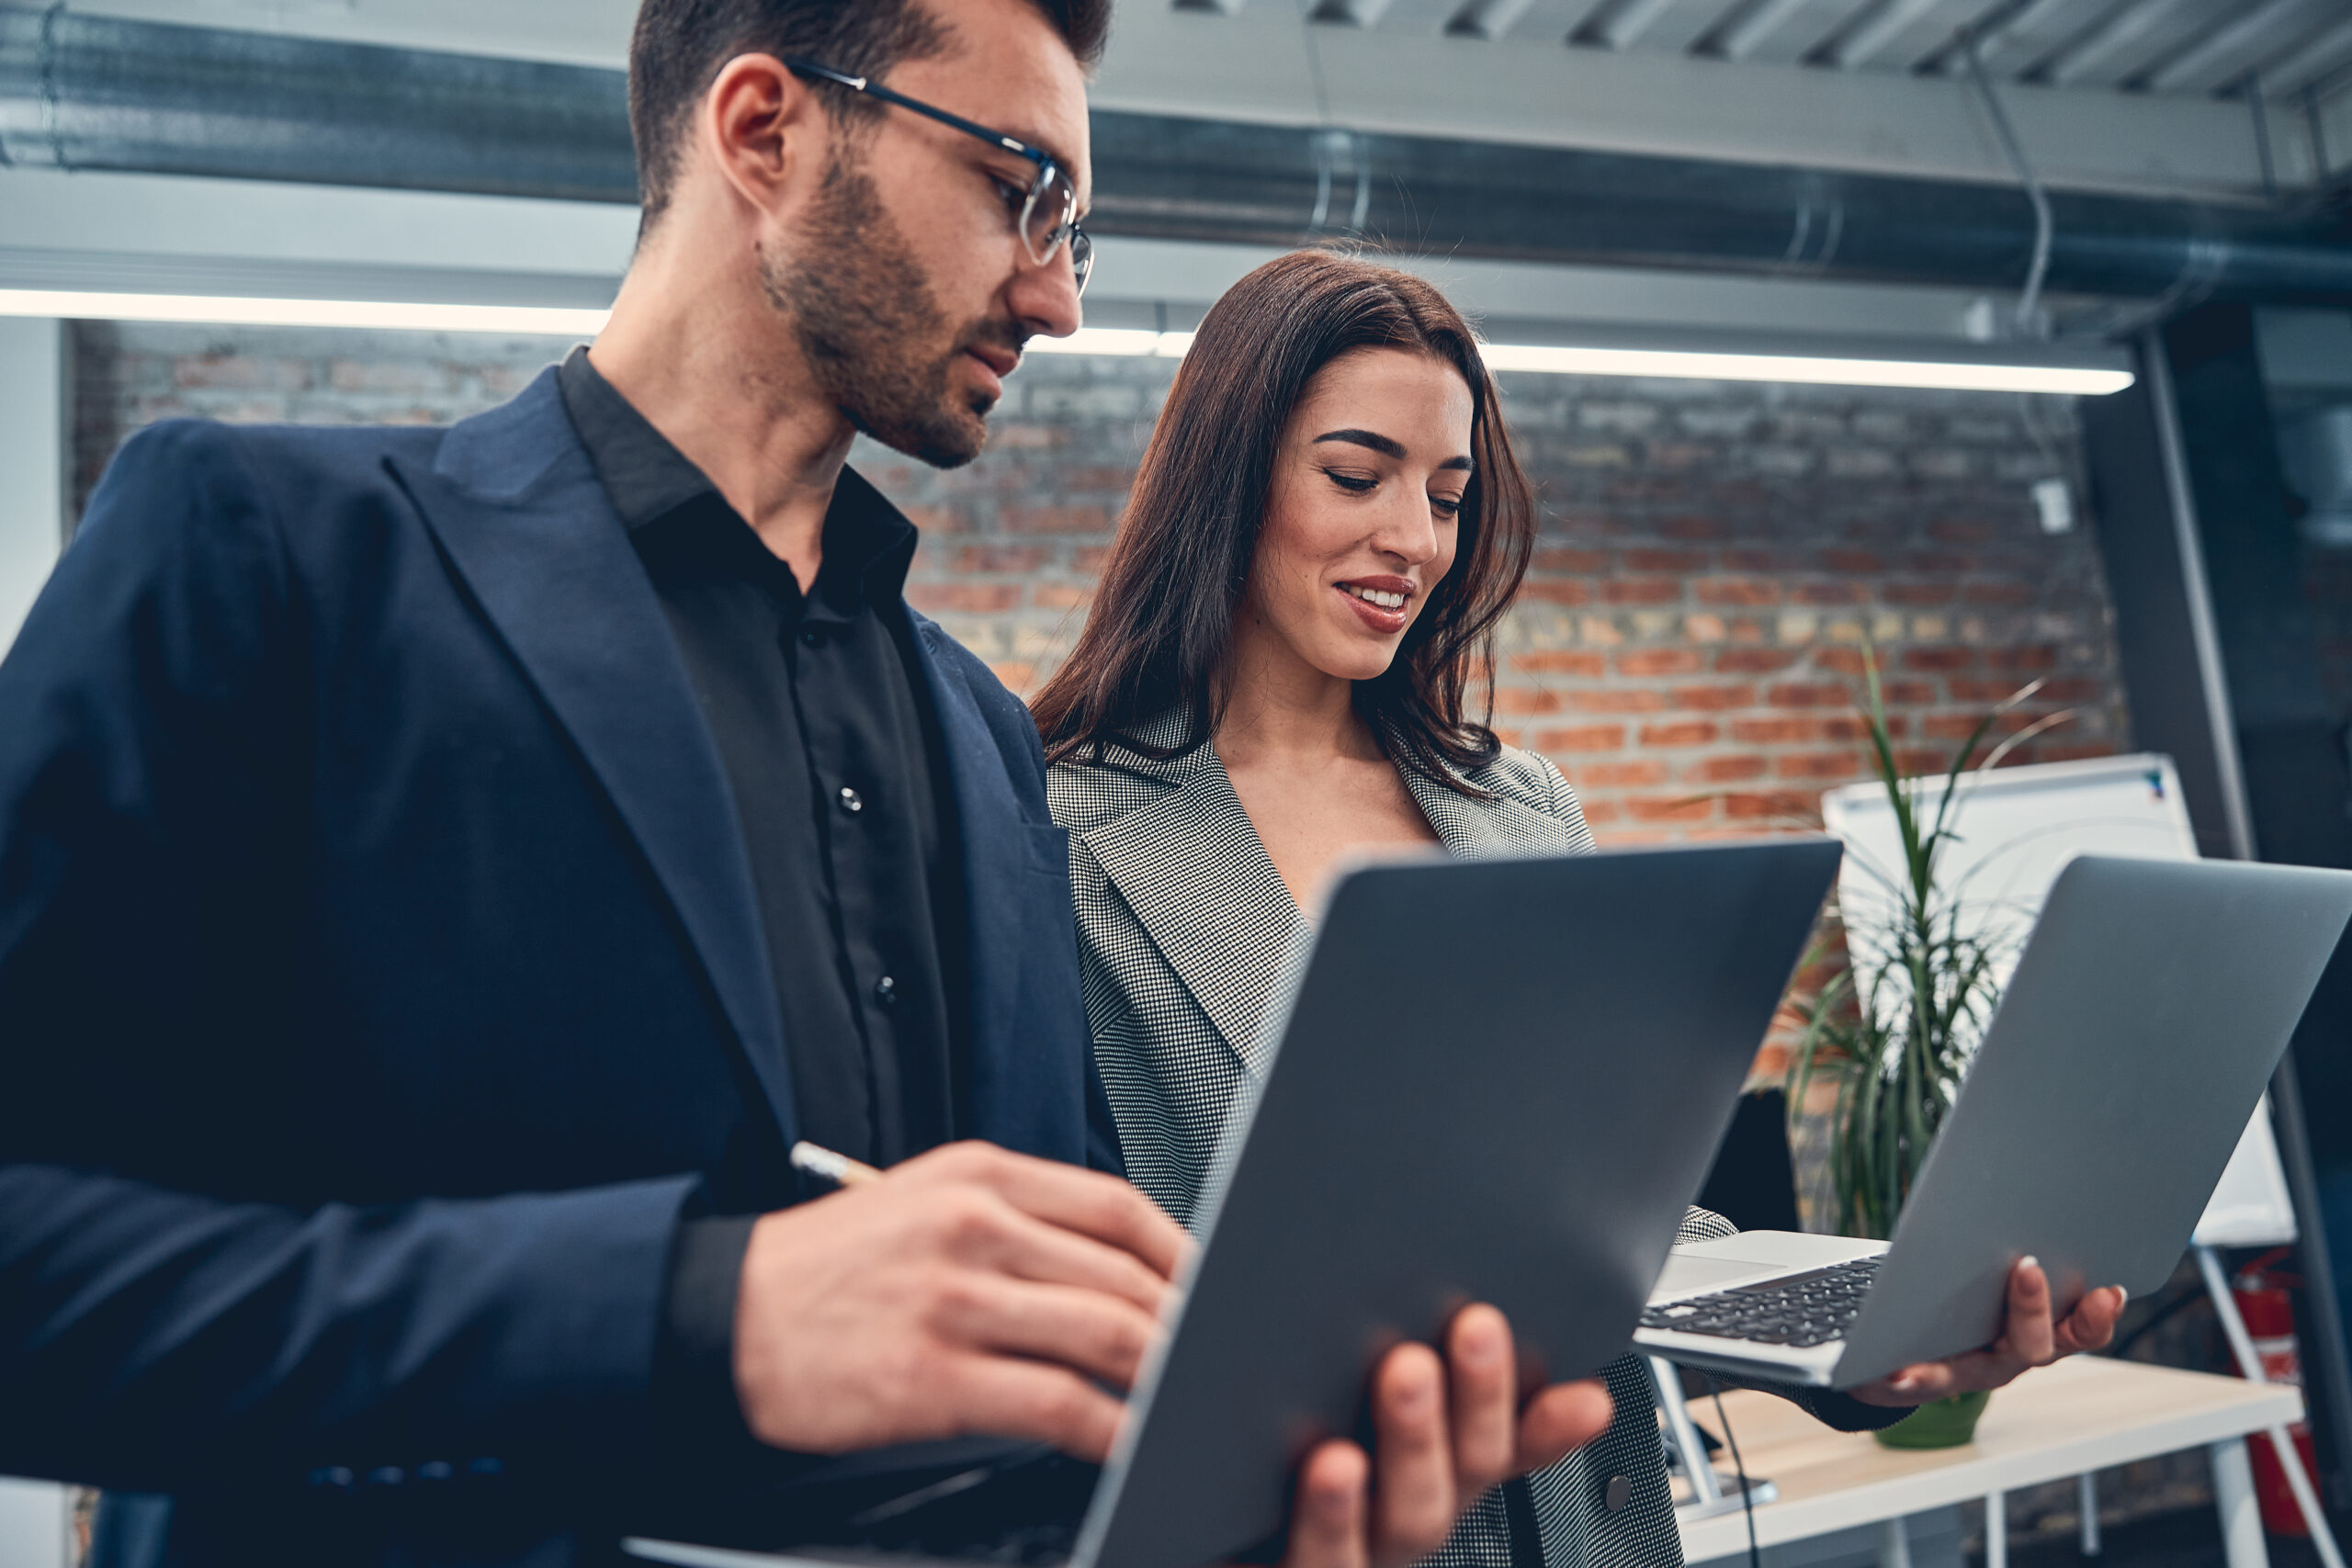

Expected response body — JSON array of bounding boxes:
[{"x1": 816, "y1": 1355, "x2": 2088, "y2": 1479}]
[{"x1": 1640, "y1": 1257, "x2": 1882, "y2": 1348}]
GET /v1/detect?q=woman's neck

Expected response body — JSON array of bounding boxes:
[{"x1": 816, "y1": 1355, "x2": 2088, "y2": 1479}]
[{"x1": 1215, "y1": 614, "x2": 1382, "y2": 770}]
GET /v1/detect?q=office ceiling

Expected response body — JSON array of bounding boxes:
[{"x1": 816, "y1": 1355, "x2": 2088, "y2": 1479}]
[{"x1": 1189, "y1": 0, "x2": 2352, "y2": 103}]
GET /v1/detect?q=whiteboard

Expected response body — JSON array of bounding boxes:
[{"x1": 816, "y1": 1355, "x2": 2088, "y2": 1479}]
[{"x1": 1820, "y1": 752, "x2": 2297, "y2": 1249}]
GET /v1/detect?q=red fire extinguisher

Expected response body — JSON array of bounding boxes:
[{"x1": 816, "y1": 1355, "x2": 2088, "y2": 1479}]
[{"x1": 2233, "y1": 1249, "x2": 2318, "y2": 1538}]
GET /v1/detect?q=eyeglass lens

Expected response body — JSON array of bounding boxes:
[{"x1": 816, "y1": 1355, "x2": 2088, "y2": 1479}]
[{"x1": 1023, "y1": 162, "x2": 1091, "y2": 296}]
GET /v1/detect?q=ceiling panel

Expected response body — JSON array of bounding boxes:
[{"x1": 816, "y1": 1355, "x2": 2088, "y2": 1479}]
[
  {"x1": 2256, "y1": 14, "x2": 2352, "y2": 98},
  {"x1": 1832, "y1": 0, "x2": 2007, "y2": 70},
  {"x1": 1714, "y1": 0, "x2": 1871, "y2": 62},
  {"x1": 2144, "y1": 0, "x2": 2341, "y2": 94},
  {"x1": 2041, "y1": 0, "x2": 2232, "y2": 87}
]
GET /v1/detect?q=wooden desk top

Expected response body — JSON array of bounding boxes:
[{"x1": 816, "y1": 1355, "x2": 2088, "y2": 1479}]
[{"x1": 1677, "y1": 1357, "x2": 2301, "y2": 1563}]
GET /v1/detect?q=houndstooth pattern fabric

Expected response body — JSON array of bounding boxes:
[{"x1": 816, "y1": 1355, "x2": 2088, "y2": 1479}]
[{"x1": 1049, "y1": 716, "x2": 1703, "y2": 1568}]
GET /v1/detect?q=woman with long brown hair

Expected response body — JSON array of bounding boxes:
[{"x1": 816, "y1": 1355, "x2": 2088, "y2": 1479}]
[{"x1": 1034, "y1": 250, "x2": 2117, "y2": 1568}]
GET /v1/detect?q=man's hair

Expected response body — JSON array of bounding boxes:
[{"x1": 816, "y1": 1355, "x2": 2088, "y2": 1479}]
[{"x1": 628, "y1": 0, "x2": 1110, "y2": 225}]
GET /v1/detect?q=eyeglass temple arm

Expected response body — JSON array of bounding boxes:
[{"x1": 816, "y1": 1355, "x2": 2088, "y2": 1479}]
[{"x1": 780, "y1": 55, "x2": 1049, "y2": 171}]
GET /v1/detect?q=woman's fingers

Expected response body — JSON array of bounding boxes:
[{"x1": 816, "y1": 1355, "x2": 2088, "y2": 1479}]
[
  {"x1": 1444, "y1": 1304, "x2": 1519, "y2": 1496},
  {"x1": 1368, "y1": 1343, "x2": 1458, "y2": 1568},
  {"x1": 2055, "y1": 1286, "x2": 2127, "y2": 1354},
  {"x1": 1998, "y1": 1258, "x2": 2058, "y2": 1367}
]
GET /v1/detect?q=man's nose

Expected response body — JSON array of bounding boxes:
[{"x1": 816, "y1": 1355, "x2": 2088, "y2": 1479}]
[{"x1": 1008, "y1": 243, "x2": 1085, "y2": 343}]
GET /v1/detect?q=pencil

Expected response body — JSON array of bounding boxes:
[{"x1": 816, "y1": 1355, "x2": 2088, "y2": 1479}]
[{"x1": 790, "y1": 1140, "x2": 883, "y2": 1189}]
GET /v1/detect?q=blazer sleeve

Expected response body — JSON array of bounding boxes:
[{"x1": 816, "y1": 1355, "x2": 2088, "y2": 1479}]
[{"x1": 0, "y1": 423, "x2": 697, "y2": 1493}]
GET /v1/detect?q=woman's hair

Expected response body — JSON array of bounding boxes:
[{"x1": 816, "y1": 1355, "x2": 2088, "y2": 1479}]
[{"x1": 1029, "y1": 249, "x2": 1536, "y2": 795}]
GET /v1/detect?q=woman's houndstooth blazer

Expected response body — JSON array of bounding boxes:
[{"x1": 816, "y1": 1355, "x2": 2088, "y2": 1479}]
[{"x1": 1047, "y1": 715, "x2": 1727, "y2": 1568}]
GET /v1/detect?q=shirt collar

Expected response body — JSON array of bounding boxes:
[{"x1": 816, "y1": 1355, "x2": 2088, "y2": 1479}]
[{"x1": 556, "y1": 345, "x2": 920, "y2": 612}]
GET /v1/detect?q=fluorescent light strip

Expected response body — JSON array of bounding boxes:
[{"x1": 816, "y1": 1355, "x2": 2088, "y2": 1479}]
[
  {"x1": 0, "y1": 289, "x2": 2131, "y2": 395},
  {"x1": 0, "y1": 288, "x2": 610, "y2": 337},
  {"x1": 1477, "y1": 342, "x2": 2133, "y2": 396}
]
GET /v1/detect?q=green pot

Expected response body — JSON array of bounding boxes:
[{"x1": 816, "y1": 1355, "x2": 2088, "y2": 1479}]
[{"x1": 1873, "y1": 1391, "x2": 1992, "y2": 1450}]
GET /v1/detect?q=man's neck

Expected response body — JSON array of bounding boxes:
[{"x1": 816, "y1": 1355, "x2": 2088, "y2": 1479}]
[{"x1": 586, "y1": 246, "x2": 853, "y2": 589}]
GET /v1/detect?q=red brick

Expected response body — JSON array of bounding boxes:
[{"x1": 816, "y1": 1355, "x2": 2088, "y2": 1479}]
[
  {"x1": 989, "y1": 660, "x2": 1035, "y2": 692},
  {"x1": 1521, "y1": 581, "x2": 1594, "y2": 606},
  {"x1": 2039, "y1": 677, "x2": 2108, "y2": 702},
  {"x1": 1948, "y1": 677, "x2": 2028, "y2": 704},
  {"x1": 1579, "y1": 798, "x2": 1623, "y2": 826},
  {"x1": 907, "y1": 581, "x2": 1022, "y2": 613},
  {"x1": 1764, "y1": 682, "x2": 1852, "y2": 708},
  {"x1": 1494, "y1": 688, "x2": 1564, "y2": 715},
  {"x1": 1669, "y1": 682, "x2": 1757, "y2": 711},
  {"x1": 1532, "y1": 547, "x2": 1610, "y2": 573},
  {"x1": 1984, "y1": 646, "x2": 2059, "y2": 671},
  {"x1": 1623, "y1": 794, "x2": 1717, "y2": 822},
  {"x1": 1928, "y1": 519, "x2": 1998, "y2": 545},
  {"x1": 1514, "y1": 651, "x2": 1607, "y2": 677},
  {"x1": 1903, "y1": 647, "x2": 1974, "y2": 671},
  {"x1": 1883, "y1": 680, "x2": 1939, "y2": 705},
  {"x1": 1625, "y1": 548, "x2": 1710, "y2": 573},
  {"x1": 1032, "y1": 582, "x2": 1090, "y2": 611},
  {"x1": 1658, "y1": 515, "x2": 1730, "y2": 541},
  {"x1": 1573, "y1": 760, "x2": 1672, "y2": 788},
  {"x1": 1716, "y1": 648, "x2": 1802, "y2": 674},
  {"x1": 1618, "y1": 649, "x2": 1705, "y2": 677},
  {"x1": 1812, "y1": 648, "x2": 1871, "y2": 676},
  {"x1": 1688, "y1": 754, "x2": 1769, "y2": 783},
  {"x1": 1882, "y1": 581, "x2": 1957, "y2": 607},
  {"x1": 1533, "y1": 724, "x2": 1627, "y2": 752},
  {"x1": 1070, "y1": 546, "x2": 1111, "y2": 572},
  {"x1": 1795, "y1": 581, "x2": 1870, "y2": 606},
  {"x1": 1724, "y1": 791, "x2": 1816, "y2": 820},
  {"x1": 1696, "y1": 578, "x2": 1782, "y2": 607},
  {"x1": 901, "y1": 504, "x2": 972, "y2": 534},
  {"x1": 1603, "y1": 578, "x2": 1682, "y2": 605},
  {"x1": 1820, "y1": 548, "x2": 1884, "y2": 573},
  {"x1": 1001, "y1": 504, "x2": 1108, "y2": 534},
  {"x1": 1963, "y1": 581, "x2": 2035, "y2": 606},
  {"x1": 1639, "y1": 721, "x2": 1720, "y2": 748},
  {"x1": 1723, "y1": 549, "x2": 1800, "y2": 573},
  {"x1": 1568, "y1": 689, "x2": 1669, "y2": 714},
  {"x1": 1778, "y1": 750, "x2": 1868, "y2": 781},
  {"x1": 955, "y1": 544, "x2": 1049, "y2": 573}
]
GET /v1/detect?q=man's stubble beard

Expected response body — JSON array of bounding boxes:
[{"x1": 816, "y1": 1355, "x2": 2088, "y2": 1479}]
[{"x1": 762, "y1": 153, "x2": 1015, "y2": 471}]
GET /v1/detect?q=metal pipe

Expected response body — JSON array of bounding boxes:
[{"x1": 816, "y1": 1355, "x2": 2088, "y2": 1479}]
[{"x1": 4, "y1": 7, "x2": 2348, "y2": 304}]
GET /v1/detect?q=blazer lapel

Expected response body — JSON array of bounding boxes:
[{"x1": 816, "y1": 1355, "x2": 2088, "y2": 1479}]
[
  {"x1": 1401, "y1": 748, "x2": 1593, "y2": 858},
  {"x1": 1081, "y1": 741, "x2": 1306, "y2": 1079},
  {"x1": 383, "y1": 369, "x2": 798, "y2": 1138}
]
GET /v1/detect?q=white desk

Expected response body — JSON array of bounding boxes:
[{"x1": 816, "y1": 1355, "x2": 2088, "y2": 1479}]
[{"x1": 1679, "y1": 1358, "x2": 2302, "y2": 1568}]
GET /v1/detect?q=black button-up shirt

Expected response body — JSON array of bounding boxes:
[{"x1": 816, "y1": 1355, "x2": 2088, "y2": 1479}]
[{"x1": 557, "y1": 348, "x2": 969, "y2": 1425}]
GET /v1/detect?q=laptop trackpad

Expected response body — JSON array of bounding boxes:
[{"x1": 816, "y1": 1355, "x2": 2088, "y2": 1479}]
[{"x1": 1649, "y1": 1254, "x2": 1777, "y2": 1300}]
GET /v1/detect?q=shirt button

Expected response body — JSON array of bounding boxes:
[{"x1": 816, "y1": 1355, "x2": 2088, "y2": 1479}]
[
  {"x1": 800, "y1": 626, "x2": 826, "y2": 648},
  {"x1": 874, "y1": 975, "x2": 897, "y2": 1007},
  {"x1": 839, "y1": 786, "x2": 864, "y2": 815},
  {"x1": 1605, "y1": 1474, "x2": 1633, "y2": 1512}
]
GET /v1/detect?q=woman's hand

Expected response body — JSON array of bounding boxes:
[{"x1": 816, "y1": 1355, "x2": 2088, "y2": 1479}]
[
  {"x1": 1849, "y1": 1258, "x2": 2126, "y2": 1407},
  {"x1": 1269, "y1": 1303, "x2": 1617, "y2": 1568}
]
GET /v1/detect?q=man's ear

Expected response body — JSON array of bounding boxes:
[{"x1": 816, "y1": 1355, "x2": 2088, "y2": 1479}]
[{"x1": 699, "y1": 52, "x2": 824, "y2": 218}]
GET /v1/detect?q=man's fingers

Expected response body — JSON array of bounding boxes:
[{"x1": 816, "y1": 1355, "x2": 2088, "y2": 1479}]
[
  {"x1": 938, "y1": 1274, "x2": 1163, "y2": 1392},
  {"x1": 940, "y1": 1355, "x2": 1131, "y2": 1462},
  {"x1": 1512, "y1": 1378, "x2": 1615, "y2": 1475},
  {"x1": 1282, "y1": 1442, "x2": 1371, "y2": 1568},
  {"x1": 967, "y1": 1200, "x2": 1177, "y2": 1316},
  {"x1": 931, "y1": 1142, "x2": 1192, "y2": 1281},
  {"x1": 1369, "y1": 1343, "x2": 1456, "y2": 1568},
  {"x1": 1445, "y1": 1305, "x2": 1518, "y2": 1497}
]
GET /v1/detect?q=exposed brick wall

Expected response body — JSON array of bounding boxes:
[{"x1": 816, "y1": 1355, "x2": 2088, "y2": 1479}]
[{"x1": 72, "y1": 321, "x2": 2130, "y2": 838}]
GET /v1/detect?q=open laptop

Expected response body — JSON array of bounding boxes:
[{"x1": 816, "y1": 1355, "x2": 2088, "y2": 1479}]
[
  {"x1": 1636, "y1": 852, "x2": 2352, "y2": 1391},
  {"x1": 631, "y1": 838, "x2": 1841, "y2": 1568}
]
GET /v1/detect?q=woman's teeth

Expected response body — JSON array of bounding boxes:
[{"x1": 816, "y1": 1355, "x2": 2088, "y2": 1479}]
[{"x1": 1343, "y1": 585, "x2": 1408, "y2": 610}]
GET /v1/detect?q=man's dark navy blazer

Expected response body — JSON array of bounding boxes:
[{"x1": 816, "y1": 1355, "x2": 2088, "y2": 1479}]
[{"x1": 0, "y1": 369, "x2": 1118, "y2": 1562}]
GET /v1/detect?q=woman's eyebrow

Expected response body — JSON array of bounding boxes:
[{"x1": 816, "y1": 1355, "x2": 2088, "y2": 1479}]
[
  {"x1": 1311, "y1": 429, "x2": 1407, "y2": 459},
  {"x1": 1438, "y1": 456, "x2": 1474, "y2": 473}
]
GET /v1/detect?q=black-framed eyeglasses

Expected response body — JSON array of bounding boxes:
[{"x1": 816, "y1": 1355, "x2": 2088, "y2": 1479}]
[{"x1": 785, "y1": 56, "x2": 1093, "y2": 298}]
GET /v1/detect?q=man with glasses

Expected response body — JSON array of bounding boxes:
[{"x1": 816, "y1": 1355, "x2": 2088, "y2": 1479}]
[{"x1": 0, "y1": 2, "x2": 1611, "y2": 1566}]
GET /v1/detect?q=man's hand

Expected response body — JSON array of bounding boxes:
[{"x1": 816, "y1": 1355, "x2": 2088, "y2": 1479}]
[
  {"x1": 1275, "y1": 1304, "x2": 1617, "y2": 1568},
  {"x1": 731, "y1": 1141, "x2": 1188, "y2": 1458},
  {"x1": 1850, "y1": 1258, "x2": 2126, "y2": 1407}
]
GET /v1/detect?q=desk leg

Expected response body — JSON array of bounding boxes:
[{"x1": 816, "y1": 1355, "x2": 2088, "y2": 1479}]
[
  {"x1": 2078, "y1": 1473, "x2": 2100, "y2": 1557},
  {"x1": 1881, "y1": 1516, "x2": 1911, "y2": 1568},
  {"x1": 2211, "y1": 1438, "x2": 2270, "y2": 1568},
  {"x1": 1986, "y1": 1492, "x2": 2007, "y2": 1568}
]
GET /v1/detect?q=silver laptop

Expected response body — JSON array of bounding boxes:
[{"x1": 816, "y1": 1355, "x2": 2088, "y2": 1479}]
[
  {"x1": 632, "y1": 838, "x2": 1841, "y2": 1568},
  {"x1": 1635, "y1": 852, "x2": 2352, "y2": 1390}
]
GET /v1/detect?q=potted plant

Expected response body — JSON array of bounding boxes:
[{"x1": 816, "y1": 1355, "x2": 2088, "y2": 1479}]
[{"x1": 1785, "y1": 650, "x2": 2069, "y2": 1448}]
